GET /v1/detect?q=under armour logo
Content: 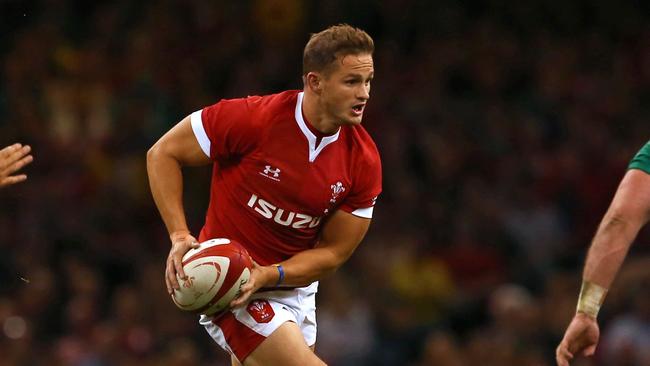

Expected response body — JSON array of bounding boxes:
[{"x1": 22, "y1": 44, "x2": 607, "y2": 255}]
[
  {"x1": 264, "y1": 165, "x2": 280, "y2": 177},
  {"x1": 260, "y1": 165, "x2": 281, "y2": 181}
]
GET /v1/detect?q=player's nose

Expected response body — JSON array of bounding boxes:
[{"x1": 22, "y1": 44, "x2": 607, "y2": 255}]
[{"x1": 357, "y1": 86, "x2": 370, "y2": 100}]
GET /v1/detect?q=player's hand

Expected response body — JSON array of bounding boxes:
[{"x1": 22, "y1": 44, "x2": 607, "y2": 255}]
[
  {"x1": 229, "y1": 261, "x2": 274, "y2": 308},
  {"x1": 0, "y1": 143, "x2": 33, "y2": 188},
  {"x1": 166, "y1": 231, "x2": 200, "y2": 295},
  {"x1": 556, "y1": 312, "x2": 600, "y2": 366}
]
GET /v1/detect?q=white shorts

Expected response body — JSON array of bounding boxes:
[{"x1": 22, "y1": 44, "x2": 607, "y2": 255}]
[{"x1": 199, "y1": 282, "x2": 318, "y2": 362}]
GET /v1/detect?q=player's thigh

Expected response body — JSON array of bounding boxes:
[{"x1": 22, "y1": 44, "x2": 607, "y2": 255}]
[
  {"x1": 242, "y1": 321, "x2": 326, "y2": 366},
  {"x1": 234, "y1": 343, "x2": 316, "y2": 364},
  {"x1": 229, "y1": 325, "x2": 318, "y2": 366}
]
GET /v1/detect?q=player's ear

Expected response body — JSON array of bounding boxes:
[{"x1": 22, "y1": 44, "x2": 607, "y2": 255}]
[{"x1": 305, "y1": 72, "x2": 322, "y2": 95}]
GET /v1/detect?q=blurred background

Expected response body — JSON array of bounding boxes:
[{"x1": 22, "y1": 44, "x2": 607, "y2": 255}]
[{"x1": 1, "y1": 0, "x2": 650, "y2": 365}]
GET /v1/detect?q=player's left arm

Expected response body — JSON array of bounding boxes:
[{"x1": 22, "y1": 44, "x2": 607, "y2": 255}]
[
  {"x1": 582, "y1": 168, "x2": 650, "y2": 289},
  {"x1": 232, "y1": 141, "x2": 381, "y2": 307},
  {"x1": 231, "y1": 210, "x2": 371, "y2": 306},
  {"x1": 279, "y1": 209, "x2": 371, "y2": 284},
  {"x1": 556, "y1": 168, "x2": 650, "y2": 366}
]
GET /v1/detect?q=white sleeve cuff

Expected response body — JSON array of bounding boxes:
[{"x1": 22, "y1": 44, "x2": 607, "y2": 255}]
[
  {"x1": 351, "y1": 206, "x2": 374, "y2": 218},
  {"x1": 191, "y1": 110, "x2": 211, "y2": 157}
]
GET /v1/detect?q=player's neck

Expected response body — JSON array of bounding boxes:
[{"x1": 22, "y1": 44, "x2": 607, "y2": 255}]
[{"x1": 301, "y1": 91, "x2": 339, "y2": 135}]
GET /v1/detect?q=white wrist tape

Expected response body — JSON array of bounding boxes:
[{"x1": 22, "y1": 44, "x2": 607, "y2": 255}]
[{"x1": 576, "y1": 281, "x2": 608, "y2": 318}]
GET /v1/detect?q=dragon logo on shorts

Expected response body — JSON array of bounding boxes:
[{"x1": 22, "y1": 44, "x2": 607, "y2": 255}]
[{"x1": 247, "y1": 300, "x2": 275, "y2": 323}]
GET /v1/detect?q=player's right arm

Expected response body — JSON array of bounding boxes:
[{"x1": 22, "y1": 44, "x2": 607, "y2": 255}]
[
  {"x1": 556, "y1": 167, "x2": 650, "y2": 366},
  {"x1": 147, "y1": 116, "x2": 211, "y2": 294}
]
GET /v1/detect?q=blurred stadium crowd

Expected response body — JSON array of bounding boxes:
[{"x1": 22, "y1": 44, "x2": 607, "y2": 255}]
[{"x1": 1, "y1": 0, "x2": 649, "y2": 365}]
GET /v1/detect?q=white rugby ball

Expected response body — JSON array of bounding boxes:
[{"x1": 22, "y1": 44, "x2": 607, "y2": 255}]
[{"x1": 171, "y1": 238, "x2": 252, "y2": 315}]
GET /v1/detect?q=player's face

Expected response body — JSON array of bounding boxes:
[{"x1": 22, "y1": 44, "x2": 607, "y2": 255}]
[{"x1": 321, "y1": 53, "x2": 374, "y2": 126}]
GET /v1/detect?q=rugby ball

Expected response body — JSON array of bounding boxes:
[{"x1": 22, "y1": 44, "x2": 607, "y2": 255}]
[{"x1": 171, "y1": 238, "x2": 252, "y2": 315}]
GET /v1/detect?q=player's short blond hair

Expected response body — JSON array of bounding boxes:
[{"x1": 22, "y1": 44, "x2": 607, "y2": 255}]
[{"x1": 303, "y1": 24, "x2": 374, "y2": 76}]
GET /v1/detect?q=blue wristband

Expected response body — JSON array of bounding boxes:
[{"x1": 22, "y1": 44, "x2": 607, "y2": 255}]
[{"x1": 274, "y1": 264, "x2": 285, "y2": 287}]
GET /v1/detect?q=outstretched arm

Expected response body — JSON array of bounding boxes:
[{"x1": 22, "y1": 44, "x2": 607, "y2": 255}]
[
  {"x1": 0, "y1": 143, "x2": 33, "y2": 188},
  {"x1": 583, "y1": 169, "x2": 650, "y2": 288},
  {"x1": 231, "y1": 209, "x2": 371, "y2": 306},
  {"x1": 147, "y1": 116, "x2": 211, "y2": 294},
  {"x1": 557, "y1": 168, "x2": 650, "y2": 366}
]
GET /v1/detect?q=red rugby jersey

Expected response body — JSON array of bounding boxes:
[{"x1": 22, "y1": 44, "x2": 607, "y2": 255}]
[{"x1": 190, "y1": 90, "x2": 382, "y2": 265}]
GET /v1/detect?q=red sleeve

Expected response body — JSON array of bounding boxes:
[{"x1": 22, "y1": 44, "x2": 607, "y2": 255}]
[
  {"x1": 198, "y1": 97, "x2": 260, "y2": 160},
  {"x1": 339, "y1": 149, "x2": 382, "y2": 216}
]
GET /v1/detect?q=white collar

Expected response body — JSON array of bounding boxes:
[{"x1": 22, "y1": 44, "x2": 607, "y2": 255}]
[{"x1": 294, "y1": 92, "x2": 340, "y2": 162}]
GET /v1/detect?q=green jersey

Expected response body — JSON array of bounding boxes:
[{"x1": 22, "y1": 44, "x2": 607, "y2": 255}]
[{"x1": 629, "y1": 140, "x2": 650, "y2": 174}]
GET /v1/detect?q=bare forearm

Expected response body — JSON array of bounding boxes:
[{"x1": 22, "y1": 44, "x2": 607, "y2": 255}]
[
  {"x1": 231, "y1": 244, "x2": 350, "y2": 307},
  {"x1": 147, "y1": 146, "x2": 188, "y2": 235},
  {"x1": 583, "y1": 169, "x2": 650, "y2": 288},
  {"x1": 257, "y1": 212, "x2": 369, "y2": 288},
  {"x1": 583, "y1": 213, "x2": 643, "y2": 288},
  {"x1": 231, "y1": 210, "x2": 371, "y2": 307},
  {"x1": 277, "y1": 247, "x2": 344, "y2": 286}
]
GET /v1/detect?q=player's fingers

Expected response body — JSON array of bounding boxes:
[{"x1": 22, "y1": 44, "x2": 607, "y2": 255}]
[
  {"x1": 230, "y1": 282, "x2": 254, "y2": 307},
  {"x1": 0, "y1": 175, "x2": 27, "y2": 187},
  {"x1": 0, "y1": 143, "x2": 21, "y2": 161},
  {"x1": 174, "y1": 239, "x2": 198, "y2": 273},
  {"x1": 230, "y1": 290, "x2": 251, "y2": 307},
  {"x1": 233, "y1": 285, "x2": 252, "y2": 303},
  {"x1": 165, "y1": 261, "x2": 174, "y2": 293},
  {"x1": 173, "y1": 256, "x2": 186, "y2": 282},
  {"x1": 583, "y1": 344, "x2": 597, "y2": 356},
  {"x1": 10, "y1": 145, "x2": 30, "y2": 160},
  {"x1": 165, "y1": 263, "x2": 175, "y2": 295},
  {"x1": 2, "y1": 145, "x2": 30, "y2": 168},
  {"x1": 556, "y1": 344, "x2": 573, "y2": 366},
  {"x1": 6, "y1": 154, "x2": 33, "y2": 174},
  {"x1": 165, "y1": 259, "x2": 175, "y2": 293},
  {"x1": 19, "y1": 144, "x2": 30, "y2": 155},
  {"x1": 167, "y1": 257, "x2": 181, "y2": 289},
  {"x1": 241, "y1": 281, "x2": 254, "y2": 293}
]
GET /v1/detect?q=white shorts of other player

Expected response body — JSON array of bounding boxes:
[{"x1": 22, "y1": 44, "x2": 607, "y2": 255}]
[{"x1": 200, "y1": 282, "x2": 318, "y2": 362}]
